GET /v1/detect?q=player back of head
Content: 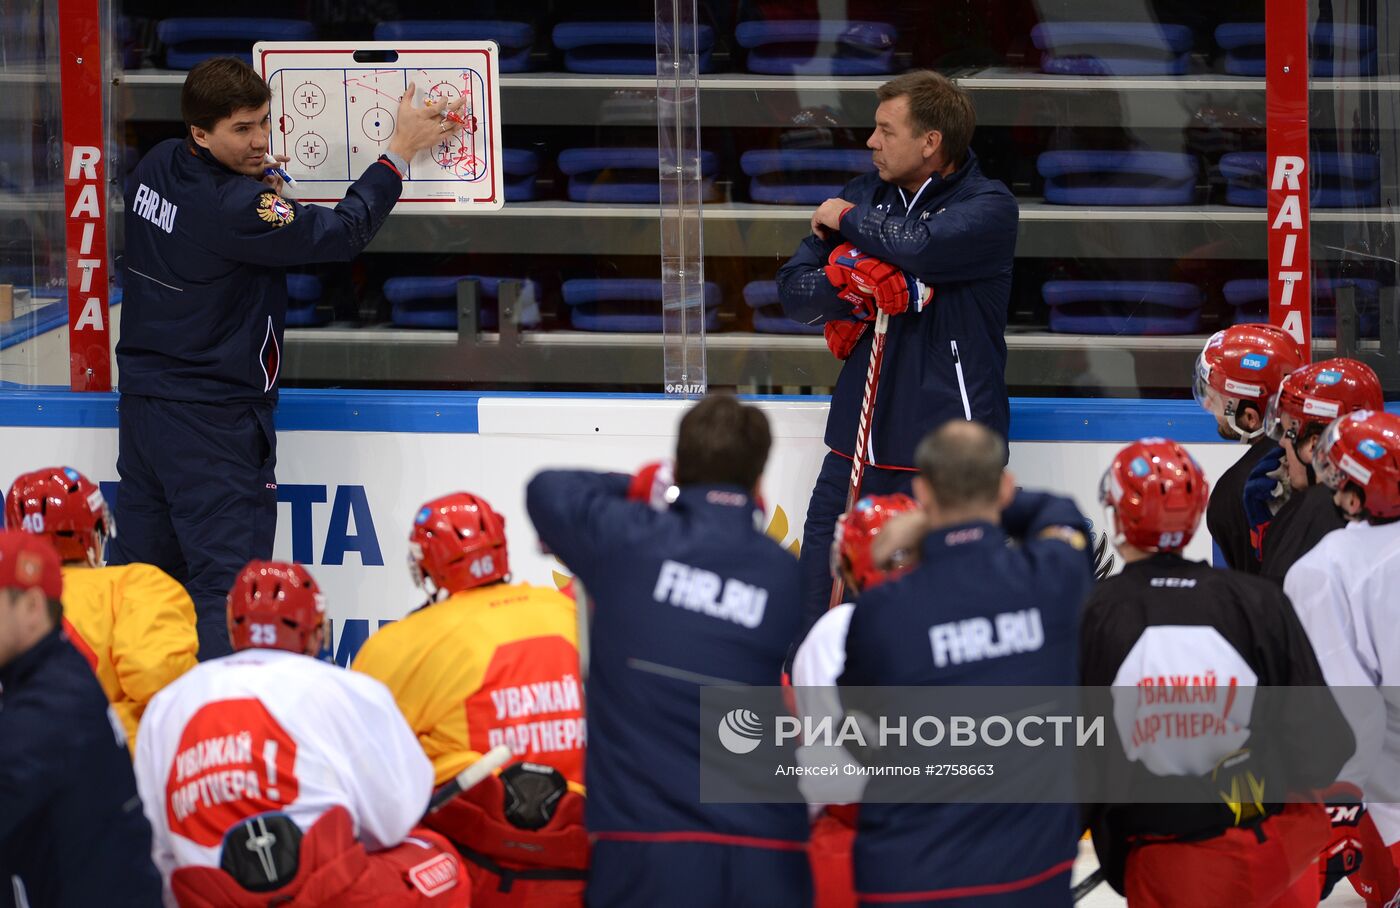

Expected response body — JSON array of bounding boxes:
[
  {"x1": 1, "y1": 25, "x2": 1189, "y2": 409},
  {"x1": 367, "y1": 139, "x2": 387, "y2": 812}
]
[
  {"x1": 1084, "y1": 439, "x2": 1349, "y2": 905},
  {"x1": 352, "y1": 489, "x2": 585, "y2": 793},
  {"x1": 525, "y1": 395, "x2": 810, "y2": 908},
  {"x1": 6, "y1": 465, "x2": 198, "y2": 748},
  {"x1": 135, "y1": 559, "x2": 468, "y2": 907}
]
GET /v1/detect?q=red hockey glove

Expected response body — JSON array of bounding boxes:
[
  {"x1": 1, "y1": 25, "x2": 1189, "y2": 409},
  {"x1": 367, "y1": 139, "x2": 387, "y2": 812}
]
[
  {"x1": 824, "y1": 243, "x2": 878, "y2": 321},
  {"x1": 847, "y1": 255, "x2": 932, "y2": 317},
  {"x1": 824, "y1": 320, "x2": 869, "y2": 360},
  {"x1": 628, "y1": 461, "x2": 676, "y2": 510}
]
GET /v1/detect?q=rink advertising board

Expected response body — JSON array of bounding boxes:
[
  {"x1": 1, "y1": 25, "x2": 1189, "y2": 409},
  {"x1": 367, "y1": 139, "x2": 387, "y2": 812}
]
[{"x1": 0, "y1": 393, "x2": 1251, "y2": 665}]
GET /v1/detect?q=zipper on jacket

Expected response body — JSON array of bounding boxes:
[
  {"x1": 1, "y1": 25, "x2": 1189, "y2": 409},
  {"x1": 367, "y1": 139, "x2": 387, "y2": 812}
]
[{"x1": 951, "y1": 340, "x2": 972, "y2": 420}]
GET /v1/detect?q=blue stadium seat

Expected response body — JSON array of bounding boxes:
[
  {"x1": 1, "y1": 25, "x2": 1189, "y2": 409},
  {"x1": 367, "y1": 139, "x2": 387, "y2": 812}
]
[
  {"x1": 383, "y1": 276, "x2": 541, "y2": 330},
  {"x1": 561, "y1": 279, "x2": 720, "y2": 332},
  {"x1": 1218, "y1": 152, "x2": 1380, "y2": 208},
  {"x1": 734, "y1": 20, "x2": 897, "y2": 75},
  {"x1": 503, "y1": 149, "x2": 541, "y2": 202},
  {"x1": 373, "y1": 21, "x2": 535, "y2": 72},
  {"x1": 285, "y1": 274, "x2": 328, "y2": 327},
  {"x1": 1222, "y1": 278, "x2": 1380, "y2": 337},
  {"x1": 557, "y1": 148, "x2": 717, "y2": 203},
  {"x1": 156, "y1": 18, "x2": 315, "y2": 69},
  {"x1": 1038, "y1": 151, "x2": 1198, "y2": 205},
  {"x1": 1030, "y1": 22, "x2": 1194, "y2": 76},
  {"x1": 1043, "y1": 281, "x2": 1203, "y2": 334},
  {"x1": 1215, "y1": 23, "x2": 1376, "y2": 77},
  {"x1": 740, "y1": 149, "x2": 874, "y2": 204},
  {"x1": 552, "y1": 22, "x2": 714, "y2": 74},
  {"x1": 742, "y1": 281, "x2": 821, "y2": 334}
]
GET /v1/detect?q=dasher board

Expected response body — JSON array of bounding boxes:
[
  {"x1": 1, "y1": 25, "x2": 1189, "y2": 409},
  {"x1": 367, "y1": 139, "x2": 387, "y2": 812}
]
[{"x1": 255, "y1": 41, "x2": 503, "y2": 210}]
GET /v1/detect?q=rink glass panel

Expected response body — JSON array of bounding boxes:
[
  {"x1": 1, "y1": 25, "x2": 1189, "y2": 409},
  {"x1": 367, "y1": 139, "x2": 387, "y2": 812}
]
[
  {"x1": 1308, "y1": 0, "x2": 1399, "y2": 399},
  {"x1": 31, "y1": 0, "x2": 1394, "y2": 396},
  {"x1": 0, "y1": 2, "x2": 71, "y2": 387}
]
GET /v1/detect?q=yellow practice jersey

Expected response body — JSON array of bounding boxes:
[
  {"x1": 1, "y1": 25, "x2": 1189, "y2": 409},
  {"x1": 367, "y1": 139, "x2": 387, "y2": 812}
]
[
  {"x1": 352, "y1": 582, "x2": 585, "y2": 788},
  {"x1": 61, "y1": 563, "x2": 199, "y2": 752}
]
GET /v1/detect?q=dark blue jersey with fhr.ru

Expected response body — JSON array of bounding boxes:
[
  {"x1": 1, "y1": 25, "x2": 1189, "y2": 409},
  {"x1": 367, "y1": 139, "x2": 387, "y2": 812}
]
[
  {"x1": 526, "y1": 473, "x2": 808, "y2": 843},
  {"x1": 777, "y1": 150, "x2": 1018, "y2": 468},
  {"x1": 839, "y1": 490, "x2": 1095, "y2": 903},
  {"x1": 118, "y1": 139, "x2": 402, "y2": 404}
]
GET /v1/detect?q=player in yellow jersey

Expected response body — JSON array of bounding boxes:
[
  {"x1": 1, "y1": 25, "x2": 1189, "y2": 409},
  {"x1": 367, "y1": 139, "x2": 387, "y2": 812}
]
[
  {"x1": 353, "y1": 491, "x2": 585, "y2": 786},
  {"x1": 353, "y1": 492, "x2": 588, "y2": 907},
  {"x1": 5, "y1": 466, "x2": 197, "y2": 752}
]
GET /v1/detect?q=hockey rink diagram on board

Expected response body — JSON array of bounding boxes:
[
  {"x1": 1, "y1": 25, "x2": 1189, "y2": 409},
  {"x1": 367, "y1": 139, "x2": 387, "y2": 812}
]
[{"x1": 255, "y1": 42, "x2": 503, "y2": 210}]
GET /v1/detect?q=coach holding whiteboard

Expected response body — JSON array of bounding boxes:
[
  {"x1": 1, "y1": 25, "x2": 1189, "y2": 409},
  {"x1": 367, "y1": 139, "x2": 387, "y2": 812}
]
[
  {"x1": 776, "y1": 69, "x2": 1018, "y2": 639},
  {"x1": 111, "y1": 57, "x2": 461, "y2": 658}
]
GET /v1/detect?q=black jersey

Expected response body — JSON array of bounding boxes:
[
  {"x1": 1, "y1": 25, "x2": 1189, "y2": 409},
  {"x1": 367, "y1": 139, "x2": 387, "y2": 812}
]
[
  {"x1": 1080, "y1": 554, "x2": 1351, "y2": 892},
  {"x1": 1206, "y1": 440, "x2": 1278, "y2": 573},
  {"x1": 1260, "y1": 485, "x2": 1346, "y2": 586}
]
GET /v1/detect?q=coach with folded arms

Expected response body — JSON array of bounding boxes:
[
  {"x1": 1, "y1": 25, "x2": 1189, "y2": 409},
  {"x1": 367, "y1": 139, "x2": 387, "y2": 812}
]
[{"x1": 776, "y1": 70, "x2": 1018, "y2": 637}]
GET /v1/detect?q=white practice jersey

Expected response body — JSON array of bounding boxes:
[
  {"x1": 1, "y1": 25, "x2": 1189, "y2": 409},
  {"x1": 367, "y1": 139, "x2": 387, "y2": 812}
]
[
  {"x1": 1285, "y1": 520, "x2": 1400, "y2": 845},
  {"x1": 793, "y1": 603, "x2": 854, "y2": 691},
  {"x1": 134, "y1": 649, "x2": 433, "y2": 901},
  {"x1": 792, "y1": 604, "x2": 865, "y2": 811}
]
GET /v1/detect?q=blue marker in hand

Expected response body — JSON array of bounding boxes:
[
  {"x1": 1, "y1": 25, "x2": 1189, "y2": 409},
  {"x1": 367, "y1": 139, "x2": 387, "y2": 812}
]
[{"x1": 263, "y1": 153, "x2": 297, "y2": 187}]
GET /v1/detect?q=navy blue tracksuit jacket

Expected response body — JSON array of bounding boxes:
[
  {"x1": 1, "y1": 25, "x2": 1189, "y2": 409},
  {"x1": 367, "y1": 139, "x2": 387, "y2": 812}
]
[
  {"x1": 526, "y1": 474, "x2": 811, "y2": 908},
  {"x1": 839, "y1": 491, "x2": 1094, "y2": 907},
  {"x1": 0, "y1": 629, "x2": 161, "y2": 907},
  {"x1": 113, "y1": 140, "x2": 402, "y2": 658},
  {"x1": 776, "y1": 150, "x2": 1018, "y2": 467}
]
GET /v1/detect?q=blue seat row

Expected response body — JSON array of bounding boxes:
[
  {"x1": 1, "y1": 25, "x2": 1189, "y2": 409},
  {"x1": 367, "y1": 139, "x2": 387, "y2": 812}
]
[
  {"x1": 369, "y1": 278, "x2": 823, "y2": 334},
  {"x1": 1032, "y1": 22, "x2": 1377, "y2": 77},
  {"x1": 153, "y1": 18, "x2": 901, "y2": 74},
  {"x1": 1042, "y1": 278, "x2": 1384, "y2": 336},
  {"x1": 1038, "y1": 151, "x2": 1380, "y2": 207}
]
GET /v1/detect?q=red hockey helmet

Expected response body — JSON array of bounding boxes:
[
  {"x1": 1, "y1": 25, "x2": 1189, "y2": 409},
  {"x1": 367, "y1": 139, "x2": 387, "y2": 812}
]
[
  {"x1": 1265, "y1": 358, "x2": 1383, "y2": 446},
  {"x1": 830, "y1": 493, "x2": 920, "y2": 594},
  {"x1": 227, "y1": 561, "x2": 325, "y2": 655},
  {"x1": 1193, "y1": 325, "x2": 1305, "y2": 440},
  {"x1": 408, "y1": 492, "x2": 509, "y2": 597},
  {"x1": 1099, "y1": 439, "x2": 1210, "y2": 552},
  {"x1": 5, "y1": 466, "x2": 113, "y2": 566},
  {"x1": 1312, "y1": 410, "x2": 1400, "y2": 521}
]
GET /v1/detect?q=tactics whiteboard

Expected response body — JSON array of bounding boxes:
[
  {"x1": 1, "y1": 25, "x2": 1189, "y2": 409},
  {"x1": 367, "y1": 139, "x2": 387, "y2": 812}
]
[{"x1": 255, "y1": 42, "x2": 503, "y2": 210}]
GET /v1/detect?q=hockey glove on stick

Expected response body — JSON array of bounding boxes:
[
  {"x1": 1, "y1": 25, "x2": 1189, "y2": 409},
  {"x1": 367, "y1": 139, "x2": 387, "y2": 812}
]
[
  {"x1": 824, "y1": 320, "x2": 870, "y2": 360},
  {"x1": 827, "y1": 243, "x2": 933, "y2": 317},
  {"x1": 1319, "y1": 782, "x2": 1367, "y2": 900},
  {"x1": 824, "y1": 244, "x2": 879, "y2": 321}
]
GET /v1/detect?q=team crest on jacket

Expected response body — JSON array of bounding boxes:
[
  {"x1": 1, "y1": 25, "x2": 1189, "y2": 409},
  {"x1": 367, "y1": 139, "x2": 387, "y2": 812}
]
[{"x1": 256, "y1": 193, "x2": 295, "y2": 227}]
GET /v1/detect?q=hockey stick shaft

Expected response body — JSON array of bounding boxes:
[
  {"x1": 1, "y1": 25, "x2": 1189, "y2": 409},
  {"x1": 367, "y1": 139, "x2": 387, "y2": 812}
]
[
  {"x1": 427, "y1": 744, "x2": 513, "y2": 813},
  {"x1": 828, "y1": 310, "x2": 890, "y2": 610}
]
